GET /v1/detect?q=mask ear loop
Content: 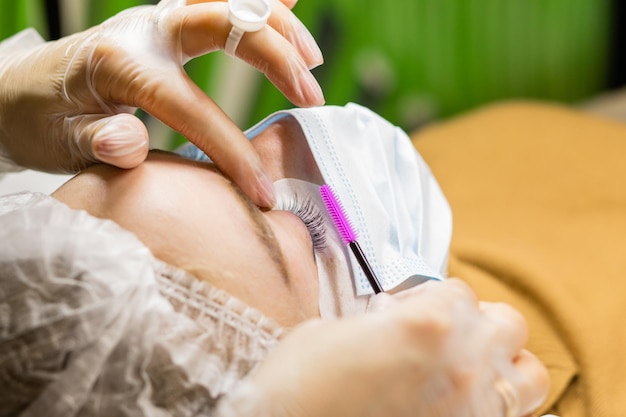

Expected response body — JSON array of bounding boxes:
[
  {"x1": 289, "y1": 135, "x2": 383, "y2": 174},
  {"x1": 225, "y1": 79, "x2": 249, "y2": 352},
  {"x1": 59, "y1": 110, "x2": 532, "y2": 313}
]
[{"x1": 224, "y1": 0, "x2": 271, "y2": 57}]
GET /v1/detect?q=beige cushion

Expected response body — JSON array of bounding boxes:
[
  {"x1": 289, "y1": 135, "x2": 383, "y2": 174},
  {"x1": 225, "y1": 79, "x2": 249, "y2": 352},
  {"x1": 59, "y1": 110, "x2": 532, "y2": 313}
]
[{"x1": 412, "y1": 101, "x2": 626, "y2": 416}]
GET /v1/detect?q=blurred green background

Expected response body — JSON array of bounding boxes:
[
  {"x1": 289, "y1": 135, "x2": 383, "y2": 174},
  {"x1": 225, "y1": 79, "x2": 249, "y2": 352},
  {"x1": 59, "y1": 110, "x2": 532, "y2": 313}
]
[{"x1": 0, "y1": 0, "x2": 616, "y2": 149}]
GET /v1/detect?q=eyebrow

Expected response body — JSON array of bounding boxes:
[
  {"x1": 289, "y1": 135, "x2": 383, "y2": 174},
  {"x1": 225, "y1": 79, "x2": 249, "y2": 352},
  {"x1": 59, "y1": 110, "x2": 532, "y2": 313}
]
[
  {"x1": 159, "y1": 151, "x2": 293, "y2": 285},
  {"x1": 227, "y1": 183, "x2": 292, "y2": 286}
]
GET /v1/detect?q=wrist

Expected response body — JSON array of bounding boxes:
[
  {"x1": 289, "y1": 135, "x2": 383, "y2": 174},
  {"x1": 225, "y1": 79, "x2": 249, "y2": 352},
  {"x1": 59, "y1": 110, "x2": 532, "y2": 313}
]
[{"x1": 0, "y1": 29, "x2": 47, "y2": 172}]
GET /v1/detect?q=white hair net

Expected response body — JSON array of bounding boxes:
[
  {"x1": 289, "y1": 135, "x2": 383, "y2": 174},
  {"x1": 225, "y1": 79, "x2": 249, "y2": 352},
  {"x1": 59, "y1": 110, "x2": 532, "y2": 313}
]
[{"x1": 0, "y1": 192, "x2": 283, "y2": 416}]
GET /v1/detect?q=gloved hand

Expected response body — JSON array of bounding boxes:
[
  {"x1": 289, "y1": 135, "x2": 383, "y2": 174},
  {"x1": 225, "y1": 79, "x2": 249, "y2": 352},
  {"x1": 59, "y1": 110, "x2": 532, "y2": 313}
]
[
  {"x1": 0, "y1": 0, "x2": 324, "y2": 207},
  {"x1": 218, "y1": 279, "x2": 549, "y2": 417}
]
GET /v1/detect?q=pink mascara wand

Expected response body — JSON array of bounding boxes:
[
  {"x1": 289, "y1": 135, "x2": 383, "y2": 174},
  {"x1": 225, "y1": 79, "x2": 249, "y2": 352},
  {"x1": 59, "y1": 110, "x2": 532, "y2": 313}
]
[{"x1": 319, "y1": 184, "x2": 384, "y2": 294}]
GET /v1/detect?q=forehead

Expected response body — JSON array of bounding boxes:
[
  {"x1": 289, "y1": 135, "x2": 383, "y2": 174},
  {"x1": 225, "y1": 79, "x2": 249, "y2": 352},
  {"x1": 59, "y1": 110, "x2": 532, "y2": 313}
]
[
  {"x1": 249, "y1": 117, "x2": 324, "y2": 185},
  {"x1": 68, "y1": 150, "x2": 287, "y2": 262},
  {"x1": 122, "y1": 152, "x2": 291, "y2": 274}
]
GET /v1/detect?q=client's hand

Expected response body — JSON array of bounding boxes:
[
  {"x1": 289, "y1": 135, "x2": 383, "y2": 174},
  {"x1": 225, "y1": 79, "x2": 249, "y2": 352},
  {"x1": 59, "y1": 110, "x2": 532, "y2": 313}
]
[
  {"x1": 0, "y1": 0, "x2": 323, "y2": 207},
  {"x1": 233, "y1": 279, "x2": 548, "y2": 417}
]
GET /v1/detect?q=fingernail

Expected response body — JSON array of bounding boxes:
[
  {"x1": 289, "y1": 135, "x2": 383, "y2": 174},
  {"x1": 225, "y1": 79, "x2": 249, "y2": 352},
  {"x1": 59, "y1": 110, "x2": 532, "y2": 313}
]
[
  {"x1": 300, "y1": 71, "x2": 325, "y2": 106},
  {"x1": 292, "y1": 20, "x2": 324, "y2": 69},
  {"x1": 94, "y1": 117, "x2": 148, "y2": 158},
  {"x1": 256, "y1": 168, "x2": 276, "y2": 208}
]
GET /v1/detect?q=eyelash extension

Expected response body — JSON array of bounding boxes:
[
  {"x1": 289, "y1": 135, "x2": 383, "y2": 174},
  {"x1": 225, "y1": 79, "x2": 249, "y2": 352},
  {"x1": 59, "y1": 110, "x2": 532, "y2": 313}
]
[{"x1": 277, "y1": 194, "x2": 327, "y2": 251}]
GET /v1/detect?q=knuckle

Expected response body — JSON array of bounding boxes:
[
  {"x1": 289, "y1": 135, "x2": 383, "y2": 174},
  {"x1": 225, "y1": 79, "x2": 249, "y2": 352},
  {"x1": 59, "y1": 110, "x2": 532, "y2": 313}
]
[
  {"x1": 393, "y1": 308, "x2": 453, "y2": 347},
  {"x1": 484, "y1": 302, "x2": 528, "y2": 335}
]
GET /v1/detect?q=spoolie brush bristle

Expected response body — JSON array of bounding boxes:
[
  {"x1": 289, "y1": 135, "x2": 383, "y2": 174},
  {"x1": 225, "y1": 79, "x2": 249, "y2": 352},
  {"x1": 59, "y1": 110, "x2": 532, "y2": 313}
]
[{"x1": 320, "y1": 184, "x2": 358, "y2": 245}]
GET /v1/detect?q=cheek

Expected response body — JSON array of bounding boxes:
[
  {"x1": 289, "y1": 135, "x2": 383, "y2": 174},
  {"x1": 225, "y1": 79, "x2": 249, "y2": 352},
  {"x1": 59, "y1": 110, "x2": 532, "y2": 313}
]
[
  {"x1": 265, "y1": 212, "x2": 321, "y2": 321},
  {"x1": 173, "y1": 207, "x2": 317, "y2": 327},
  {"x1": 288, "y1": 261, "x2": 321, "y2": 320},
  {"x1": 116, "y1": 192, "x2": 296, "y2": 324},
  {"x1": 173, "y1": 219, "x2": 306, "y2": 327}
]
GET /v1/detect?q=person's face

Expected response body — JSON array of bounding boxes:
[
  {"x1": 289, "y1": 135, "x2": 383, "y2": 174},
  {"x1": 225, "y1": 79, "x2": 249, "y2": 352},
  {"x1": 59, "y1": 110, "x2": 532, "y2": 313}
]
[{"x1": 53, "y1": 117, "x2": 324, "y2": 328}]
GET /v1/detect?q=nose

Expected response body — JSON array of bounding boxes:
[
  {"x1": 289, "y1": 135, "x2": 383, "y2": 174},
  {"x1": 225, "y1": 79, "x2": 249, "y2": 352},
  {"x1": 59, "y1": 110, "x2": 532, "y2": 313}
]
[{"x1": 249, "y1": 116, "x2": 324, "y2": 184}]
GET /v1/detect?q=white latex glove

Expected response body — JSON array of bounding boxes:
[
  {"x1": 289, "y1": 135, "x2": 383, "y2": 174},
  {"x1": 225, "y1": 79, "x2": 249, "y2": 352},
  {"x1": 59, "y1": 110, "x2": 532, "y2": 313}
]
[
  {"x1": 0, "y1": 0, "x2": 324, "y2": 207},
  {"x1": 218, "y1": 279, "x2": 549, "y2": 417}
]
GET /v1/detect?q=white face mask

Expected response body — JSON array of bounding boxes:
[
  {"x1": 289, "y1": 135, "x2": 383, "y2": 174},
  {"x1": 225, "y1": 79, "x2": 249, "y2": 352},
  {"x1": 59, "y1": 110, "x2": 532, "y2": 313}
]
[{"x1": 247, "y1": 103, "x2": 453, "y2": 317}]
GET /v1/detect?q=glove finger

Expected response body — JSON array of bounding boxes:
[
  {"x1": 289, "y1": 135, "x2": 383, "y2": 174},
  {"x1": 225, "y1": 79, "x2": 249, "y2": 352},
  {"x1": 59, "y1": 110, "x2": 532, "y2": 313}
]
[
  {"x1": 231, "y1": 25, "x2": 324, "y2": 106},
  {"x1": 90, "y1": 114, "x2": 150, "y2": 169},
  {"x1": 281, "y1": 0, "x2": 298, "y2": 10},
  {"x1": 187, "y1": 0, "x2": 299, "y2": 10},
  {"x1": 64, "y1": 113, "x2": 149, "y2": 171},
  {"x1": 509, "y1": 350, "x2": 550, "y2": 416},
  {"x1": 133, "y1": 69, "x2": 276, "y2": 208},
  {"x1": 174, "y1": 1, "x2": 322, "y2": 69},
  {"x1": 387, "y1": 280, "x2": 480, "y2": 348},
  {"x1": 175, "y1": 3, "x2": 324, "y2": 107},
  {"x1": 263, "y1": 0, "x2": 324, "y2": 69},
  {"x1": 433, "y1": 278, "x2": 479, "y2": 306},
  {"x1": 183, "y1": 0, "x2": 317, "y2": 65},
  {"x1": 480, "y1": 301, "x2": 528, "y2": 358},
  {"x1": 274, "y1": 0, "x2": 299, "y2": 10},
  {"x1": 385, "y1": 281, "x2": 474, "y2": 314}
]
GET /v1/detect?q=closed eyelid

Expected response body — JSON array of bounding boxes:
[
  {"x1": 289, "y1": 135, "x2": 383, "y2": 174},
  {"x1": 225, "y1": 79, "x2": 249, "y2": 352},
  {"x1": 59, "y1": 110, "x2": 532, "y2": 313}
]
[{"x1": 275, "y1": 194, "x2": 327, "y2": 252}]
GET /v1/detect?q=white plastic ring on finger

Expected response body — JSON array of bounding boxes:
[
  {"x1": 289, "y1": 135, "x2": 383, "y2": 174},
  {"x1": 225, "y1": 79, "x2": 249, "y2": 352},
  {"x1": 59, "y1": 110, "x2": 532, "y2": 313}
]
[
  {"x1": 494, "y1": 377, "x2": 519, "y2": 417},
  {"x1": 225, "y1": 0, "x2": 271, "y2": 57}
]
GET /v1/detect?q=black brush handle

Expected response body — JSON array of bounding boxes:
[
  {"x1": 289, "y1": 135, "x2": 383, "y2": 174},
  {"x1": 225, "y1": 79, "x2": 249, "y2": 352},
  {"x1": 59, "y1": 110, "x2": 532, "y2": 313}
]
[{"x1": 349, "y1": 241, "x2": 384, "y2": 294}]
